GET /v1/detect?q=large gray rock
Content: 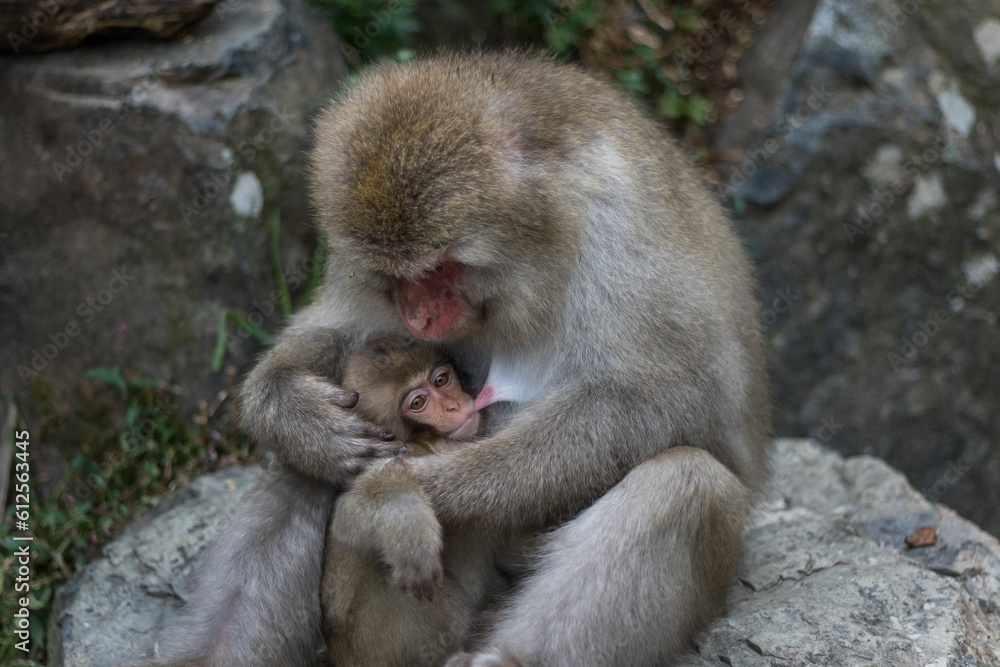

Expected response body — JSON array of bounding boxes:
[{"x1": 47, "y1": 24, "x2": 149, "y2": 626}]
[
  {"x1": 681, "y1": 439, "x2": 1000, "y2": 666},
  {"x1": 47, "y1": 465, "x2": 264, "y2": 667},
  {"x1": 49, "y1": 440, "x2": 1000, "y2": 666},
  {"x1": 0, "y1": 0, "x2": 345, "y2": 424},
  {"x1": 712, "y1": 0, "x2": 1000, "y2": 534}
]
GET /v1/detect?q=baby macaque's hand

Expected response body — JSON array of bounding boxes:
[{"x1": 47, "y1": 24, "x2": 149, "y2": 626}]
[
  {"x1": 386, "y1": 531, "x2": 444, "y2": 601},
  {"x1": 374, "y1": 458, "x2": 445, "y2": 601},
  {"x1": 338, "y1": 458, "x2": 446, "y2": 601}
]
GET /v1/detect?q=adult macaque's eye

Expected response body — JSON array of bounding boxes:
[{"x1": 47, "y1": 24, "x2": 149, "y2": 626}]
[
  {"x1": 433, "y1": 371, "x2": 450, "y2": 388},
  {"x1": 409, "y1": 393, "x2": 427, "y2": 412}
]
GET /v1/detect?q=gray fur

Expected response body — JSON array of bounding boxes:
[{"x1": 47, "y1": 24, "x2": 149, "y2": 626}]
[{"x1": 153, "y1": 52, "x2": 770, "y2": 667}]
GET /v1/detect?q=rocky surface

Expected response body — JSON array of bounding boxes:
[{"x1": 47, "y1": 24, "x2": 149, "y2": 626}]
[
  {"x1": 711, "y1": 0, "x2": 1000, "y2": 535},
  {"x1": 0, "y1": 0, "x2": 345, "y2": 426},
  {"x1": 0, "y1": 0, "x2": 217, "y2": 53},
  {"x1": 47, "y1": 465, "x2": 263, "y2": 666},
  {"x1": 50, "y1": 440, "x2": 1000, "y2": 666},
  {"x1": 680, "y1": 439, "x2": 1000, "y2": 666}
]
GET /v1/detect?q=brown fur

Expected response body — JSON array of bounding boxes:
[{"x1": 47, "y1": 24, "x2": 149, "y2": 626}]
[
  {"x1": 341, "y1": 334, "x2": 448, "y2": 442},
  {"x1": 324, "y1": 336, "x2": 499, "y2": 667},
  {"x1": 155, "y1": 52, "x2": 770, "y2": 667},
  {"x1": 323, "y1": 459, "x2": 503, "y2": 667}
]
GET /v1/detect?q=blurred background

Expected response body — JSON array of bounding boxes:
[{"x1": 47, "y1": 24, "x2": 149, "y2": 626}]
[{"x1": 1, "y1": 0, "x2": 997, "y2": 663}]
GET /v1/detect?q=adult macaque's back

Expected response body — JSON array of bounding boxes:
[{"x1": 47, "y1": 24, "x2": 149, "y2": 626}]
[{"x1": 154, "y1": 52, "x2": 770, "y2": 667}]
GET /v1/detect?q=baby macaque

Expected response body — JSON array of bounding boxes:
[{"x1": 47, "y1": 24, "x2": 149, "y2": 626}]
[
  {"x1": 322, "y1": 336, "x2": 501, "y2": 667},
  {"x1": 340, "y1": 335, "x2": 482, "y2": 455}
]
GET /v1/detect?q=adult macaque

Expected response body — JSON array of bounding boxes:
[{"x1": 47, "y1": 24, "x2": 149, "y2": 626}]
[
  {"x1": 323, "y1": 336, "x2": 500, "y2": 667},
  {"x1": 154, "y1": 51, "x2": 770, "y2": 667}
]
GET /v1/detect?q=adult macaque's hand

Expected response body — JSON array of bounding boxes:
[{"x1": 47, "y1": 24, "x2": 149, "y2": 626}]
[{"x1": 240, "y1": 331, "x2": 406, "y2": 487}]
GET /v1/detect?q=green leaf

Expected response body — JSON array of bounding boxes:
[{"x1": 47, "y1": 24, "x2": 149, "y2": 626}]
[
  {"x1": 212, "y1": 310, "x2": 274, "y2": 372},
  {"x1": 128, "y1": 377, "x2": 161, "y2": 390},
  {"x1": 299, "y1": 233, "x2": 327, "y2": 309},
  {"x1": 731, "y1": 194, "x2": 747, "y2": 217},
  {"x1": 211, "y1": 310, "x2": 231, "y2": 372},
  {"x1": 546, "y1": 21, "x2": 578, "y2": 52},
  {"x1": 686, "y1": 95, "x2": 710, "y2": 125},
  {"x1": 614, "y1": 68, "x2": 649, "y2": 94},
  {"x1": 123, "y1": 403, "x2": 141, "y2": 428},
  {"x1": 84, "y1": 366, "x2": 127, "y2": 393},
  {"x1": 659, "y1": 89, "x2": 684, "y2": 118}
]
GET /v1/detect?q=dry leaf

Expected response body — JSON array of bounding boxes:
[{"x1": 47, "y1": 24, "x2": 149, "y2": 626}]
[{"x1": 905, "y1": 525, "x2": 938, "y2": 548}]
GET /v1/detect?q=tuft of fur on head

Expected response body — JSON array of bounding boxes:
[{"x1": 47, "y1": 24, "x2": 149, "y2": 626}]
[
  {"x1": 309, "y1": 52, "x2": 591, "y2": 345},
  {"x1": 311, "y1": 55, "x2": 514, "y2": 278}
]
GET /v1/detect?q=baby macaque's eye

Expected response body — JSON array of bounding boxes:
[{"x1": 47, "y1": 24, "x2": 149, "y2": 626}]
[
  {"x1": 409, "y1": 393, "x2": 427, "y2": 412},
  {"x1": 433, "y1": 368, "x2": 450, "y2": 388}
]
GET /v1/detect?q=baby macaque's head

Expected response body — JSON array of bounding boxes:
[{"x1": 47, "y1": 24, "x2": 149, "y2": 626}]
[{"x1": 342, "y1": 336, "x2": 480, "y2": 442}]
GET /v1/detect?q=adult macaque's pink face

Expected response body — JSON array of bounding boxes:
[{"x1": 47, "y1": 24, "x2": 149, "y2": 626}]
[{"x1": 397, "y1": 262, "x2": 470, "y2": 340}]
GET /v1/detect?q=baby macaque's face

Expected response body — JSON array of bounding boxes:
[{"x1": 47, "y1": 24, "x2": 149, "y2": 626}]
[{"x1": 402, "y1": 362, "x2": 480, "y2": 440}]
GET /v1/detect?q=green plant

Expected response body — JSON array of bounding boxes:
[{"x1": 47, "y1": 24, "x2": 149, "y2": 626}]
[
  {"x1": 309, "y1": 0, "x2": 768, "y2": 130},
  {"x1": 309, "y1": 0, "x2": 421, "y2": 64},
  {"x1": 212, "y1": 212, "x2": 325, "y2": 372},
  {"x1": 1, "y1": 375, "x2": 250, "y2": 664},
  {"x1": 539, "y1": 0, "x2": 722, "y2": 126},
  {"x1": 0, "y1": 212, "x2": 320, "y2": 663}
]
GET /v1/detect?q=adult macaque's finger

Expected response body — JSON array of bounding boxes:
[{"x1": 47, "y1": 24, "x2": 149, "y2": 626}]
[
  {"x1": 360, "y1": 422, "x2": 396, "y2": 442},
  {"x1": 330, "y1": 389, "x2": 360, "y2": 408}
]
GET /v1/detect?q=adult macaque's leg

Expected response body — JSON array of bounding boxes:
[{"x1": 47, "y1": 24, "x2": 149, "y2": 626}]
[{"x1": 450, "y1": 447, "x2": 749, "y2": 667}]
